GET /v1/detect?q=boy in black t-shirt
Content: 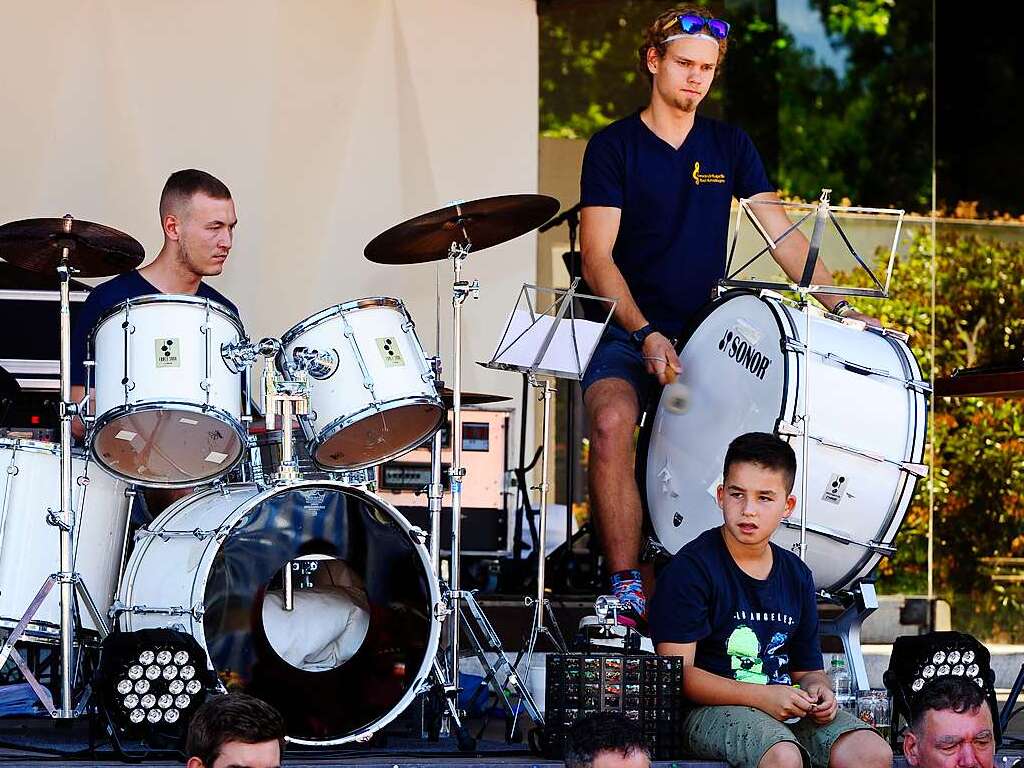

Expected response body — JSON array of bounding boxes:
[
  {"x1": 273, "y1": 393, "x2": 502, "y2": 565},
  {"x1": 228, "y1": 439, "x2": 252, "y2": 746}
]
[{"x1": 650, "y1": 433, "x2": 891, "y2": 768}]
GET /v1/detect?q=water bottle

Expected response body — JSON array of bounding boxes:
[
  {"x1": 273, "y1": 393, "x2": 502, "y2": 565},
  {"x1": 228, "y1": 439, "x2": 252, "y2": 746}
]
[{"x1": 829, "y1": 657, "x2": 855, "y2": 714}]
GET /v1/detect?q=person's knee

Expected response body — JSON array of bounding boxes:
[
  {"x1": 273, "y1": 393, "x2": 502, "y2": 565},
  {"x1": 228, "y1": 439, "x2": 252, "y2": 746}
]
[
  {"x1": 830, "y1": 730, "x2": 892, "y2": 768},
  {"x1": 759, "y1": 740, "x2": 803, "y2": 768},
  {"x1": 588, "y1": 401, "x2": 635, "y2": 450}
]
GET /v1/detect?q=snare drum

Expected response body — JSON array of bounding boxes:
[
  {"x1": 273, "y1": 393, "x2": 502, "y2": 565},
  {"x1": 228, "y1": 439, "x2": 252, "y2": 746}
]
[
  {"x1": 0, "y1": 439, "x2": 132, "y2": 639},
  {"x1": 90, "y1": 295, "x2": 248, "y2": 487},
  {"x1": 278, "y1": 298, "x2": 444, "y2": 470},
  {"x1": 640, "y1": 291, "x2": 928, "y2": 592},
  {"x1": 117, "y1": 481, "x2": 440, "y2": 745}
]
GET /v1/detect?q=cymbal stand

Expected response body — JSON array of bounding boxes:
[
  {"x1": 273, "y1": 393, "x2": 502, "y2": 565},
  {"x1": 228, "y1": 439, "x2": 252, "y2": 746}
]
[
  {"x1": 436, "y1": 236, "x2": 544, "y2": 735},
  {"x1": 0, "y1": 215, "x2": 108, "y2": 718}
]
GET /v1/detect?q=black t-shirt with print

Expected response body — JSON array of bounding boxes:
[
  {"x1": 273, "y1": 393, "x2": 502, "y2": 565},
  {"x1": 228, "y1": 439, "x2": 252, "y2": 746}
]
[{"x1": 649, "y1": 526, "x2": 823, "y2": 685}]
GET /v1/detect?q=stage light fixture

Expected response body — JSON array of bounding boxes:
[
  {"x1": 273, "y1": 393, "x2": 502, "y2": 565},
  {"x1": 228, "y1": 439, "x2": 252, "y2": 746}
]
[{"x1": 96, "y1": 628, "x2": 220, "y2": 751}]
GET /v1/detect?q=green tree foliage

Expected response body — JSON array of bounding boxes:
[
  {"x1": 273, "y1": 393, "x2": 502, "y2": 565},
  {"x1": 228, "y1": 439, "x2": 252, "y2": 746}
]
[{"x1": 849, "y1": 231, "x2": 1024, "y2": 630}]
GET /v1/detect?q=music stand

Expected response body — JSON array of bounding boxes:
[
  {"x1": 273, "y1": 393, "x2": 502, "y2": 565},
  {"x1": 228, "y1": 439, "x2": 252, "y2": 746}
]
[{"x1": 483, "y1": 278, "x2": 614, "y2": 731}]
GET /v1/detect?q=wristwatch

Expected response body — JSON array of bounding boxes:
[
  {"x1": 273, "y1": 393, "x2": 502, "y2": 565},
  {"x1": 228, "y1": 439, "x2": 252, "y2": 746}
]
[{"x1": 630, "y1": 323, "x2": 656, "y2": 348}]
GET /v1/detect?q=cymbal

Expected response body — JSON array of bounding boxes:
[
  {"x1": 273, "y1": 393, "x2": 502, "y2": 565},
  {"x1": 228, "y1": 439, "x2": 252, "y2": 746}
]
[
  {"x1": 440, "y1": 388, "x2": 511, "y2": 409},
  {"x1": 364, "y1": 194, "x2": 560, "y2": 265},
  {"x1": 0, "y1": 217, "x2": 144, "y2": 278}
]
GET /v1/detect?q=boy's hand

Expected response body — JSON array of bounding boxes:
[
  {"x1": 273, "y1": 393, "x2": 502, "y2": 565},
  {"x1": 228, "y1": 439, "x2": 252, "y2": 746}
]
[
  {"x1": 800, "y1": 681, "x2": 838, "y2": 724},
  {"x1": 757, "y1": 685, "x2": 818, "y2": 722}
]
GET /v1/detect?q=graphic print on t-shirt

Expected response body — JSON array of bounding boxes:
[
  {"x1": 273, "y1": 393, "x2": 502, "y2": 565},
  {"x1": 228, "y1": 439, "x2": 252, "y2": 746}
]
[{"x1": 725, "y1": 610, "x2": 796, "y2": 685}]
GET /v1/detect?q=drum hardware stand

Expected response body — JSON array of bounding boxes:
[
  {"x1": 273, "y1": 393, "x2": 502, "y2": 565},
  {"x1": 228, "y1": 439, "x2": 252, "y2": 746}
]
[
  {"x1": 817, "y1": 581, "x2": 878, "y2": 693},
  {"x1": 0, "y1": 216, "x2": 110, "y2": 718},
  {"x1": 261, "y1": 344, "x2": 310, "y2": 485}
]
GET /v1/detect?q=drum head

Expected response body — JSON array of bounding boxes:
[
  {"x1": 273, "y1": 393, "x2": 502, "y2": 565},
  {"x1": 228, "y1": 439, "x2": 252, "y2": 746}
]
[
  {"x1": 93, "y1": 408, "x2": 244, "y2": 487},
  {"x1": 313, "y1": 402, "x2": 445, "y2": 469},
  {"x1": 198, "y1": 484, "x2": 437, "y2": 743},
  {"x1": 639, "y1": 293, "x2": 791, "y2": 555}
]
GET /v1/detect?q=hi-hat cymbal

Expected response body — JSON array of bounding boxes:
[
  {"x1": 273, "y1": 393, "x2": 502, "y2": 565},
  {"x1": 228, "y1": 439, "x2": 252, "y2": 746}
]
[
  {"x1": 0, "y1": 216, "x2": 144, "y2": 278},
  {"x1": 440, "y1": 388, "x2": 511, "y2": 409},
  {"x1": 364, "y1": 194, "x2": 560, "y2": 265}
]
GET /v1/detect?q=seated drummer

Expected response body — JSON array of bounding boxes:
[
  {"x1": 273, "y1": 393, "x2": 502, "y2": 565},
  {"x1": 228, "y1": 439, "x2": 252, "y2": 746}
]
[
  {"x1": 70, "y1": 169, "x2": 241, "y2": 515},
  {"x1": 649, "y1": 433, "x2": 891, "y2": 768},
  {"x1": 578, "y1": 5, "x2": 878, "y2": 628}
]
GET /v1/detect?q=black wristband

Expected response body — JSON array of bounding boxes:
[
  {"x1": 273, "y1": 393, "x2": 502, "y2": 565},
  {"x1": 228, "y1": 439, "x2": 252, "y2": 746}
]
[{"x1": 630, "y1": 324, "x2": 656, "y2": 348}]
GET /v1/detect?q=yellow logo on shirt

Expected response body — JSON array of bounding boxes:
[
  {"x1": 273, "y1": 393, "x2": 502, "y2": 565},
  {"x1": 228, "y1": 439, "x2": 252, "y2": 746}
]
[{"x1": 692, "y1": 161, "x2": 726, "y2": 185}]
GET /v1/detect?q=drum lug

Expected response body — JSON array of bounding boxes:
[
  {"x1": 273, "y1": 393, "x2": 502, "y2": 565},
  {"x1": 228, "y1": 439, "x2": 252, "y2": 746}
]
[
  {"x1": 433, "y1": 601, "x2": 452, "y2": 621},
  {"x1": 900, "y1": 461, "x2": 929, "y2": 478},
  {"x1": 775, "y1": 419, "x2": 803, "y2": 437},
  {"x1": 782, "y1": 337, "x2": 806, "y2": 354},
  {"x1": 408, "y1": 526, "x2": 428, "y2": 546},
  {"x1": 906, "y1": 379, "x2": 932, "y2": 395}
]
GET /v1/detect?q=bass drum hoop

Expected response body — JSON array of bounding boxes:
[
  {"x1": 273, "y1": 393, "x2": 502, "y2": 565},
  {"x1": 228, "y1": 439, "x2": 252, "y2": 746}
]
[{"x1": 118, "y1": 481, "x2": 441, "y2": 746}]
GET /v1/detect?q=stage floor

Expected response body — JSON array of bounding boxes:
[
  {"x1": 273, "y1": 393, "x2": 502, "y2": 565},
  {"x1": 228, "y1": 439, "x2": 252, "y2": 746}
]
[{"x1": 1, "y1": 718, "x2": 1020, "y2": 768}]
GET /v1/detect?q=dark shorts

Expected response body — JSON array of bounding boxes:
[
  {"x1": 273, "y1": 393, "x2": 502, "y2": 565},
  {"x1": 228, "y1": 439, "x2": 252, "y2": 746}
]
[
  {"x1": 684, "y1": 705, "x2": 878, "y2": 768},
  {"x1": 581, "y1": 324, "x2": 653, "y2": 405}
]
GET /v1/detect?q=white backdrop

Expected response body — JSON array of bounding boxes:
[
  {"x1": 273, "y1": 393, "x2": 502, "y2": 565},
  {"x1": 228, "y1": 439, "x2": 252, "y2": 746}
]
[{"x1": 1, "y1": 0, "x2": 541, "y2": 409}]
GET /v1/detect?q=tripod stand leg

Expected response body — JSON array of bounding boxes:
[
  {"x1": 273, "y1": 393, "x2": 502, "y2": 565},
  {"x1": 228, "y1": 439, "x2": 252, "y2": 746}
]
[
  {"x1": 0, "y1": 575, "x2": 60, "y2": 715},
  {"x1": 430, "y1": 658, "x2": 476, "y2": 751},
  {"x1": 74, "y1": 576, "x2": 110, "y2": 638},
  {"x1": 6, "y1": 644, "x2": 55, "y2": 713}
]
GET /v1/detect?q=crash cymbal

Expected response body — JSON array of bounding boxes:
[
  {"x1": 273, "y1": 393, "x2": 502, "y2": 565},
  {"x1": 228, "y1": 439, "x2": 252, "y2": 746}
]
[
  {"x1": 440, "y1": 388, "x2": 511, "y2": 409},
  {"x1": 0, "y1": 216, "x2": 144, "y2": 277},
  {"x1": 364, "y1": 194, "x2": 560, "y2": 265}
]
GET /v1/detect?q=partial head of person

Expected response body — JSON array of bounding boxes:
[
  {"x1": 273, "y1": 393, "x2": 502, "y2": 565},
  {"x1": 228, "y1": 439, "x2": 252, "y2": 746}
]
[
  {"x1": 638, "y1": 5, "x2": 730, "y2": 113},
  {"x1": 185, "y1": 693, "x2": 286, "y2": 768},
  {"x1": 563, "y1": 711, "x2": 651, "y2": 768},
  {"x1": 717, "y1": 432, "x2": 797, "y2": 547},
  {"x1": 159, "y1": 169, "x2": 237, "y2": 277},
  {"x1": 904, "y1": 676, "x2": 995, "y2": 768}
]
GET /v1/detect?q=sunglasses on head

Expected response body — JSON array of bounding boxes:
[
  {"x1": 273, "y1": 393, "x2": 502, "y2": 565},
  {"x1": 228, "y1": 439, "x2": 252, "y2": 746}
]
[{"x1": 668, "y1": 13, "x2": 730, "y2": 41}]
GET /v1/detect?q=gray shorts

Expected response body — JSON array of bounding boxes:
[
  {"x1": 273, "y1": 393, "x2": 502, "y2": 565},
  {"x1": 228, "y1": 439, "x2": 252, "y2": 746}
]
[{"x1": 683, "y1": 705, "x2": 879, "y2": 768}]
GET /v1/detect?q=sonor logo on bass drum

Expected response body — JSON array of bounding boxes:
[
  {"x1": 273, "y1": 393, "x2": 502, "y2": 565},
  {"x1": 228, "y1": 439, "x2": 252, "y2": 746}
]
[{"x1": 717, "y1": 329, "x2": 771, "y2": 380}]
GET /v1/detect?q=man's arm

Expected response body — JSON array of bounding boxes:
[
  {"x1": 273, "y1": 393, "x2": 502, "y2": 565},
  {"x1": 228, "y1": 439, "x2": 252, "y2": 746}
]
[
  {"x1": 748, "y1": 191, "x2": 879, "y2": 326},
  {"x1": 580, "y1": 206, "x2": 680, "y2": 384},
  {"x1": 657, "y1": 641, "x2": 817, "y2": 721}
]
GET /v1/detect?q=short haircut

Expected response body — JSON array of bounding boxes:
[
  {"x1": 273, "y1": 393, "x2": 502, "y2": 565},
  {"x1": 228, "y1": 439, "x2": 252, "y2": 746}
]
[
  {"x1": 563, "y1": 711, "x2": 650, "y2": 768},
  {"x1": 159, "y1": 169, "x2": 231, "y2": 219},
  {"x1": 910, "y1": 676, "x2": 990, "y2": 733},
  {"x1": 723, "y1": 432, "x2": 797, "y2": 494},
  {"x1": 186, "y1": 693, "x2": 286, "y2": 768},
  {"x1": 637, "y1": 5, "x2": 729, "y2": 87}
]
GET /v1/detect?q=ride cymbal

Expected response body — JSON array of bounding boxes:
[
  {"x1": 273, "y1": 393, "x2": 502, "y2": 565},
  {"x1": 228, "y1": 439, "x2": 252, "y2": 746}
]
[
  {"x1": 0, "y1": 216, "x2": 144, "y2": 278},
  {"x1": 364, "y1": 194, "x2": 560, "y2": 265}
]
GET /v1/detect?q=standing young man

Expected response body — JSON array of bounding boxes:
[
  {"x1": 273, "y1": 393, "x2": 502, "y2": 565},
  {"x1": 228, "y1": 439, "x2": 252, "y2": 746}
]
[
  {"x1": 649, "y1": 433, "x2": 891, "y2": 768},
  {"x1": 579, "y1": 6, "x2": 876, "y2": 625}
]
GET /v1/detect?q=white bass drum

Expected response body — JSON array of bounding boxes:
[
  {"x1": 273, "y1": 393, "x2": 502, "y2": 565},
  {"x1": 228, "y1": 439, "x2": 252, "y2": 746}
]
[
  {"x1": 640, "y1": 291, "x2": 928, "y2": 593},
  {"x1": 116, "y1": 481, "x2": 440, "y2": 745}
]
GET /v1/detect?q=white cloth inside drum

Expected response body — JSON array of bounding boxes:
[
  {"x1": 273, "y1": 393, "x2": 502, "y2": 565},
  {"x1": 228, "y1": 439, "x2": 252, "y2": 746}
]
[{"x1": 261, "y1": 580, "x2": 370, "y2": 672}]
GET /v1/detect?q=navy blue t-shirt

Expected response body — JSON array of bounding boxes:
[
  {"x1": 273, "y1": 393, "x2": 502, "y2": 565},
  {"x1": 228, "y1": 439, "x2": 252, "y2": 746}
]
[
  {"x1": 70, "y1": 270, "x2": 239, "y2": 386},
  {"x1": 649, "y1": 527, "x2": 823, "y2": 685},
  {"x1": 580, "y1": 112, "x2": 773, "y2": 337}
]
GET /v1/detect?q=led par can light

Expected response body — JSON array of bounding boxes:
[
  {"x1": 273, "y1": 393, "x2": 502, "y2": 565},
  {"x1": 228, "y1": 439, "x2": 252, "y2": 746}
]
[{"x1": 95, "y1": 628, "x2": 220, "y2": 749}]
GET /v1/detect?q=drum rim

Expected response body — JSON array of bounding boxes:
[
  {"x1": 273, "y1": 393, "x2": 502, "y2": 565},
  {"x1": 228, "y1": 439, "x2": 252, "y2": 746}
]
[
  {"x1": 90, "y1": 400, "x2": 248, "y2": 488},
  {"x1": 88, "y1": 293, "x2": 245, "y2": 349},
  {"x1": 279, "y1": 297, "x2": 408, "y2": 350},
  {"x1": 304, "y1": 395, "x2": 446, "y2": 471},
  {"x1": 0, "y1": 436, "x2": 91, "y2": 459},
  {"x1": 635, "y1": 289, "x2": 798, "y2": 554},
  {"x1": 118, "y1": 480, "x2": 442, "y2": 746}
]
